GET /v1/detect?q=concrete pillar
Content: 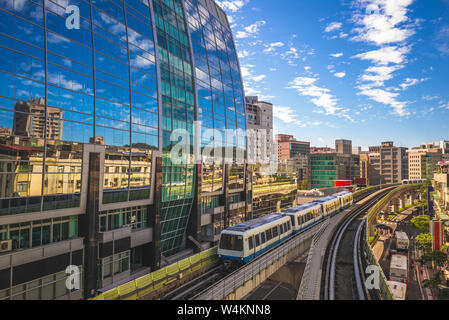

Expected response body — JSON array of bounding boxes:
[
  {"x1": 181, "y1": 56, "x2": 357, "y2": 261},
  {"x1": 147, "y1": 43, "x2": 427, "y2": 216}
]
[
  {"x1": 393, "y1": 198, "x2": 400, "y2": 213},
  {"x1": 292, "y1": 198, "x2": 297, "y2": 207},
  {"x1": 400, "y1": 195, "x2": 406, "y2": 209}
]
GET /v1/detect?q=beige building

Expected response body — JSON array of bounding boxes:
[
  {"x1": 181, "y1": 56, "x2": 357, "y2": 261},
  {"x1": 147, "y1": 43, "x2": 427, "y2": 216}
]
[
  {"x1": 13, "y1": 98, "x2": 63, "y2": 140},
  {"x1": 408, "y1": 148, "x2": 442, "y2": 180},
  {"x1": 245, "y1": 96, "x2": 273, "y2": 163},
  {"x1": 368, "y1": 142, "x2": 409, "y2": 185},
  {"x1": 360, "y1": 152, "x2": 370, "y2": 182}
]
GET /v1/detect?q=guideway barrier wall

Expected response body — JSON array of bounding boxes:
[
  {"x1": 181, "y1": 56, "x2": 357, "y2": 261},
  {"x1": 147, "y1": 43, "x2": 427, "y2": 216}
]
[
  {"x1": 91, "y1": 247, "x2": 218, "y2": 300},
  {"x1": 363, "y1": 217, "x2": 395, "y2": 300},
  {"x1": 362, "y1": 184, "x2": 421, "y2": 300}
]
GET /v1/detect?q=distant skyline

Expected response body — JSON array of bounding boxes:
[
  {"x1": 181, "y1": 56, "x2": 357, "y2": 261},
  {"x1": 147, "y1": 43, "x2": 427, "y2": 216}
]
[{"x1": 216, "y1": 0, "x2": 449, "y2": 150}]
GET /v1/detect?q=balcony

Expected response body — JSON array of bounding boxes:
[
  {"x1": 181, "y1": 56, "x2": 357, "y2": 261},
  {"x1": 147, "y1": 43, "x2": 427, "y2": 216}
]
[
  {"x1": 130, "y1": 227, "x2": 152, "y2": 248},
  {"x1": 99, "y1": 226, "x2": 132, "y2": 243},
  {"x1": 0, "y1": 237, "x2": 84, "y2": 268},
  {"x1": 229, "y1": 201, "x2": 246, "y2": 211},
  {"x1": 204, "y1": 206, "x2": 225, "y2": 215}
]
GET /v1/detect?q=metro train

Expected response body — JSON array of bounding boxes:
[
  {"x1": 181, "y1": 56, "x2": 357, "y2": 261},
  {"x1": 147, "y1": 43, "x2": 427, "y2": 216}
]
[
  {"x1": 402, "y1": 179, "x2": 426, "y2": 185},
  {"x1": 218, "y1": 191, "x2": 353, "y2": 265}
]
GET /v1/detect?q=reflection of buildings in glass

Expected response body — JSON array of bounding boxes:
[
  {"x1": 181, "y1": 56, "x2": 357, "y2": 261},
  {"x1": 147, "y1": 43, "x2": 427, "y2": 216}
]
[
  {"x1": 90, "y1": 136, "x2": 106, "y2": 145},
  {"x1": 103, "y1": 146, "x2": 152, "y2": 192},
  {"x1": 13, "y1": 98, "x2": 63, "y2": 140},
  {"x1": 0, "y1": 0, "x2": 247, "y2": 301},
  {"x1": 44, "y1": 141, "x2": 82, "y2": 196},
  {"x1": 0, "y1": 143, "x2": 43, "y2": 199},
  {"x1": 0, "y1": 128, "x2": 12, "y2": 135}
]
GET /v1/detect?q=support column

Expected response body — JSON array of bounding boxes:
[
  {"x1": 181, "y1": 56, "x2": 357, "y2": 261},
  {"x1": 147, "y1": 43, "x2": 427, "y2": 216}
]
[
  {"x1": 276, "y1": 200, "x2": 281, "y2": 213},
  {"x1": 400, "y1": 195, "x2": 406, "y2": 209},
  {"x1": 149, "y1": 156, "x2": 162, "y2": 271},
  {"x1": 392, "y1": 198, "x2": 400, "y2": 213},
  {"x1": 81, "y1": 152, "x2": 100, "y2": 299}
]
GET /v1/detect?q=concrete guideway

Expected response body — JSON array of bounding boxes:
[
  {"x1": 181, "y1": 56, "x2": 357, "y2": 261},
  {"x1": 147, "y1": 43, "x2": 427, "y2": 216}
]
[
  {"x1": 297, "y1": 209, "x2": 353, "y2": 300},
  {"x1": 191, "y1": 186, "x2": 399, "y2": 301},
  {"x1": 299, "y1": 187, "x2": 395, "y2": 300}
]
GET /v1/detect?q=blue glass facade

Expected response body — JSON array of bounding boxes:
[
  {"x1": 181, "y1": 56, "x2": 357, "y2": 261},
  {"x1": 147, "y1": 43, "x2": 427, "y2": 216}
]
[{"x1": 0, "y1": 0, "x2": 247, "y2": 298}]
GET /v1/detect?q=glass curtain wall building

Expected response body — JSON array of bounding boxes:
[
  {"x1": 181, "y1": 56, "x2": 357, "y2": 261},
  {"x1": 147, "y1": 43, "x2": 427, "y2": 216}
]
[
  {"x1": 0, "y1": 0, "x2": 247, "y2": 299},
  {"x1": 183, "y1": 0, "x2": 249, "y2": 246}
]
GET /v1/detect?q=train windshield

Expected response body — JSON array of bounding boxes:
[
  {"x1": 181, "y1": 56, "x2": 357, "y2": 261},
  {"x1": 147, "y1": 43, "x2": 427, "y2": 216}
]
[{"x1": 219, "y1": 234, "x2": 243, "y2": 251}]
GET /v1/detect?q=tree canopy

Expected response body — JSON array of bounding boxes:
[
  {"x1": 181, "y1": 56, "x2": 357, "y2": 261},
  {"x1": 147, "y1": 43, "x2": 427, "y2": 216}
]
[
  {"x1": 411, "y1": 215, "x2": 431, "y2": 232},
  {"x1": 415, "y1": 233, "x2": 432, "y2": 251}
]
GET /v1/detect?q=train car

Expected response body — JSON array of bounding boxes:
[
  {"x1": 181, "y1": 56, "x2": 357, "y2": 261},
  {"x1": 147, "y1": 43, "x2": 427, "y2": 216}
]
[
  {"x1": 402, "y1": 179, "x2": 425, "y2": 185},
  {"x1": 282, "y1": 202, "x2": 324, "y2": 234},
  {"x1": 312, "y1": 196, "x2": 341, "y2": 217},
  {"x1": 334, "y1": 191, "x2": 354, "y2": 209},
  {"x1": 218, "y1": 213, "x2": 293, "y2": 265}
]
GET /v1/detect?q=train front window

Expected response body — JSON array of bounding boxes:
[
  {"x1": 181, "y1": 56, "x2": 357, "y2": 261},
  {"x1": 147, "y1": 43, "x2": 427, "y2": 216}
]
[{"x1": 219, "y1": 234, "x2": 243, "y2": 251}]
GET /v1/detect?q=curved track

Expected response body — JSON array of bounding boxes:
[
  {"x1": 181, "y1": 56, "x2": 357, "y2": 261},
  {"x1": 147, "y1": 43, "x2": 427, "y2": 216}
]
[
  {"x1": 322, "y1": 188, "x2": 393, "y2": 300},
  {"x1": 161, "y1": 188, "x2": 392, "y2": 301}
]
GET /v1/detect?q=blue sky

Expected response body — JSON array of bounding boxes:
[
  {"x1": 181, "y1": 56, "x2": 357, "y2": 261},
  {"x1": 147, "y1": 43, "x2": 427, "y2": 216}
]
[{"x1": 216, "y1": 0, "x2": 449, "y2": 150}]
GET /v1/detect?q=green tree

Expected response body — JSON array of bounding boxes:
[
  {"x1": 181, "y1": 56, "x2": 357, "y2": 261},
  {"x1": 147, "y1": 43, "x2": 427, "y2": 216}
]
[
  {"x1": 423, "y1": 278, "x2": 440, "y2": 289},
  {"x1": 300, "y1": 180, "x2": 309, "y2": 190},
  {"x1": 415, "y1": 233, "x2": 432, "y2": 251},
  {"x1": 411, "y1": 215, "x2": 431, "y2": 232},
  {"x1": 431, "y1": 251, "x2": 448, "y2": 269}
]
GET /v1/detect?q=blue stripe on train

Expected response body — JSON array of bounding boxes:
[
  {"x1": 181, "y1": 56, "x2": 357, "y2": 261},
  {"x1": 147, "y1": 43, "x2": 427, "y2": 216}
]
[{"x1": 220, "y1": 203, "x2": 352, "y2": 264}]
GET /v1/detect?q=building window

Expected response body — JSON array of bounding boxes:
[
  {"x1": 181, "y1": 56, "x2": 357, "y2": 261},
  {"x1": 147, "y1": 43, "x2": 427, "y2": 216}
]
[
  {"x1": 98, "y1": 206, "x2": 148, "y2": 232},
  {"x1": 99, "y1": 251, "x2": 130, "y2": 281},
  {"x1": 1, "y1": 216, "x2": 78, "y2": 250}
]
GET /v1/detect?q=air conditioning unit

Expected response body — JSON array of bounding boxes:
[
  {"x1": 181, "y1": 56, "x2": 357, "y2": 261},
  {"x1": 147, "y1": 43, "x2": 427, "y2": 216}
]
[{"x1": 0, "y1": 240, "x2": 12, "y2": 253}]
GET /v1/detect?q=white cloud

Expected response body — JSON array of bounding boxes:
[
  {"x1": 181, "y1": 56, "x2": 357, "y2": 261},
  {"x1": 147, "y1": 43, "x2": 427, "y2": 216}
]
[
  {"x1": 280, "y1": 47, "x2": 300, "y2": 65},
  {"x1": 236, "y1": 20, "x2": 266, "y2": 39},
  {"x1": 325, "y1": 22, "x2": 343, "y2": 33},
  {"x1": 288, "y1": 76, "x2": 341, "y2": 115},
  {"x1": 360, "y1": 65, "x2": 404, "y2": 86},
  {"x1": 421, "y1": 95, "x2": 439, "y2": 101},
  {"x1": 347, "y1": 1, "x2": 418, "y2": 117},
  {"x1": 334, "y1": 72, "x2": 346, "y2": 78},
  {"x1": 263, "y1": 42, "x2": 285, "y2": 53},
  {"x1": 240, "y1": 64, "x2": 268, "y2": 97},
  {"x1": 399, "y1": 77, "x2": 429, "y2": 90},
  {"x1": 273, "y1": 105, "x2": 306, "y2": 128},
  {"x1": 351, "y1": 0, "x2": 415, "y2": 46},
  {"x1": 357, "y1": 85, "x2": 409, "y2": 116},
  {"x1": 238, "y1": 50, "x2": 251, "y2": 58},
  {"x1": 252, "y1": 74, "x2": 266, "y2": 82},
  {"x1": 352, "y1": 46, "x2": 410, "y2": 65},
  {"x1": 330, "y1": 53, "x2": 344, "y2": 58},
  {"x1": 215, "y1": 0, "x2": 249, "y2": 13}
]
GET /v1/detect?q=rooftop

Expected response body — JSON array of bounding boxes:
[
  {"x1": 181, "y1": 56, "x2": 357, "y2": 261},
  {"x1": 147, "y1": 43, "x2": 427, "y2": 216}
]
[
  {"x1": 391, "y1": 254, "x2": 408, "y2": 269},
  {"x1": 227, "y1": 213, "x2": 284, "y2": 232}
]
